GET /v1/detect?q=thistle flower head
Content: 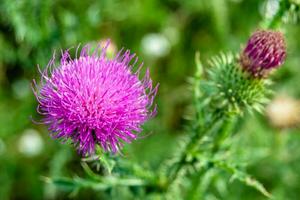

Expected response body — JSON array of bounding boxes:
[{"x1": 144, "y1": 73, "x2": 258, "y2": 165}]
[
  {"x1": 240, "y1": 30, "x2": 286, "y2": 77},
  {"x1": 32, "y1": 42, "x2": 158, "y2": 156}
]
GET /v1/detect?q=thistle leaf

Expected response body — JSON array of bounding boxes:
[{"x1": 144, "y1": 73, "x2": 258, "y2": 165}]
[{"x1": 214, "y1": 160, "x2": 272, "y2": 198}]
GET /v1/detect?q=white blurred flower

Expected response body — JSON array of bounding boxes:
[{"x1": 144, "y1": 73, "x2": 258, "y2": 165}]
[
  {"x1": 262, "y1": 0, "x2": 280, "y2": 19},
  {"x1": 141, "y1": 33, "x2": 171, "y2": 58},
  {"x1": 266, "y1": 95, "x2": 300, "y2": 128},
  {"x1": 18, "y1": 129, "x2": 44, "y2": 157}
]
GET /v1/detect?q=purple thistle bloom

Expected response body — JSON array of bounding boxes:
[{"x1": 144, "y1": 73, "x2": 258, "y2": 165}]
[
  {"x1": 240, "y1": 30, "x2": 286, "y2": 77},
  {"x1": 32, "y1": 42, "x2": 158, "y2": 156}
]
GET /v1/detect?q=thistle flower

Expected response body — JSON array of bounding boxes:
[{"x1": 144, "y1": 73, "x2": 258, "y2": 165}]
[
  {"x1": 32, "y1": 42, "x2": 158, "y2": 156},
  {"x1": 240, "y1": 30, "x2": 286, "y2": 77}
]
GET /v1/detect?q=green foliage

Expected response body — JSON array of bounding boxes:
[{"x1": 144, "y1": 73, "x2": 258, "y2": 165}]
[
  {"x1": 261, "y1": 0, "x2": 300, "y2": 28},
  {"x1": 284, "y1": 0, "x2": 300, "y2": 23},
  {"x1": 1, "y1": 0, "x2": 300, "y2": 199}
]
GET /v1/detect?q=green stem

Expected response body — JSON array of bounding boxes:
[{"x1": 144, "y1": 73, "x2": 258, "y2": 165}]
[
  {"x1": 211, "y1": 116, "x2": 237, "y2": 153},
  {"x1": 165, "y1": 53, "x2": 233, "y2": 190},
  {"x1": 166, "y1": 109, "x2": 226, "y2": 190}
]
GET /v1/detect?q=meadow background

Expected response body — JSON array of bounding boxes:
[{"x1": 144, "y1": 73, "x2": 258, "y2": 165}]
[{"x1": 0, "y1": 0, "x2": 300, "y2": 199}]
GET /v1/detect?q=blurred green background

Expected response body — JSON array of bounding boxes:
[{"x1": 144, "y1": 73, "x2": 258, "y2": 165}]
[{"x1": 1, "y1": 0, "x2": 300, "y2": 199}]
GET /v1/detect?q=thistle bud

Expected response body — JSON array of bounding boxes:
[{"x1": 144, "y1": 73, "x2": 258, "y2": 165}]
[{"x1": 240, "y1": 30, "x2": 286, "y2": 77}]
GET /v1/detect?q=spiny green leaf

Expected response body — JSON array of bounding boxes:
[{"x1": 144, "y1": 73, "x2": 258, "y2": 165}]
[
  {"x1": 81, "y1": 162, "x2": 103, "y2": 181},
  {"x1": 214, "y1": 160, "x2": 272, "y2": 198},
  {"x1": 44, "y1": 177, "x2": 78, "y2": 191},
  {"x1": 230, "y1": 172, "x2": 272, "y2": 199}
]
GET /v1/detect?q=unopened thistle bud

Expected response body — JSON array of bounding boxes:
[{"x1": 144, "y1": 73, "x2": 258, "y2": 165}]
[{"x1": 240, "y1": 30, "x2": 286, "y2": 77}]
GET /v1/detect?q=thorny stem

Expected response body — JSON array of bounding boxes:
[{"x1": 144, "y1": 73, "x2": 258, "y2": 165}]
[
  {"x1": 166, "y1": 113, "x2": 225, "y2": 188},
  {"x1": 166, "y1": 53, "x2": 227, "y2": 190}
]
